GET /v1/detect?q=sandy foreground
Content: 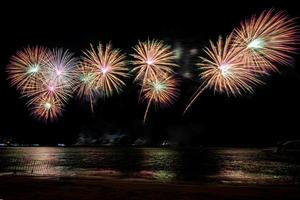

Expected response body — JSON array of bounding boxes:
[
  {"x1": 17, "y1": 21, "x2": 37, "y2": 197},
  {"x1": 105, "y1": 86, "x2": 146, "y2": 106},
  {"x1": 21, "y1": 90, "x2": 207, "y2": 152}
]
[{"x1": 0, "y1": 176, "x2": 300, "y2": 200}]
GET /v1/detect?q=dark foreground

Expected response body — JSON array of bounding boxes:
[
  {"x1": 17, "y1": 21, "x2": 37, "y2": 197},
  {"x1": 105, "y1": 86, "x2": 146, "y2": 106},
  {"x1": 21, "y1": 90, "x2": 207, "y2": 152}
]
[{"x1": 1, "y1": 177, "x2": 300, "y2": 200}]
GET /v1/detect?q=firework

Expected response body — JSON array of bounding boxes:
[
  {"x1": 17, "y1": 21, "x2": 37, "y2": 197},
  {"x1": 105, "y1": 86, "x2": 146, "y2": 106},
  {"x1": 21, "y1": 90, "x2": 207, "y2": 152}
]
[
  {"x1": 27, "y1": 78, "x2": 73, "y2": 107},
  {"x1": 30, "y1": 95, "x2": 63, "y2": 122},
  {"x1": 81, "y1": 42, "x2": 128, "y2": 97},
  {"x1": 28, "y1": 48, "x2": 77, "y2": 100},
  {"x1": 28, "y1": 48, "x2": 78, "y2": 121},
  {"x1": 8, "y1": 47, "x2": 78, "y2": 122},
  {"x1": 75, "y1": 42, "x2": 128, "y2": 112},
  {"x1": 131, "y1": 39, "x2": 177, "y2": 89},
  {"x1": 233, "y1": 9, "x2": 299, "y2": 73},
  {"x1": 7, "y1": 46, "x2": 50, "y2": 93},
  {"x1": 184, "y1": 35, "x2": 262, "y2": 114},
  {"x1": 74, "y1": 62, "x2": 97, "y2": 112},
  {"x1": 45, "y1": 48, "x2": 78, "y2": 88},
  {"x1": 142, "y1": 75, "x2": 179, "y2": 123}
]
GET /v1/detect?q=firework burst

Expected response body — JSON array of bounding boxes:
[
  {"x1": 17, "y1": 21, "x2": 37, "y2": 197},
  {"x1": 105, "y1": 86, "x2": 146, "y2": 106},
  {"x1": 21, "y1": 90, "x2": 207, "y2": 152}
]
[
  {"x1": 28, "y1": 48, "x2": 78, "y2": 121},
  {"x1": 142, "y1": 75, "x2": 179, "y2": 123},
  {"x1": 30, "y1": 95, "x2": 63, "y2": 122},
  {"x1": 27, "y1": 78, "x2": 73, "y2": 107},
  {"x1": 7, "y1": 46, "x2": 50, "y2": 93},
  {"x1": 81, "y1": 42, "x2": 128, "y2": 97},
  {"x1": 184, "y1": 35, "x2": 262, "y2": 114},
  {"x1": 233, "y1": 9, "x2": 299, "y2": 73},
  {"x1": 7, "y1": 47, "x2": 78, "y2": 122},
  {"x1": 131, "y1": 39, "x2": 177, "y2": 89},
  {"x1": 45, "y1": 48, "x2": 78, "y2": 87},
  {"x1": 75, "y1": 42, "x2": 128, "y2": 112}
]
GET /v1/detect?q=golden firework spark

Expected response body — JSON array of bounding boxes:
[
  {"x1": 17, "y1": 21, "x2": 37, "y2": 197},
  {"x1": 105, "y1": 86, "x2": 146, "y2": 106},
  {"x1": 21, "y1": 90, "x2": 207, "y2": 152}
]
[
  {"x1": 8, "y1": 47, "x2": 78, "y2": 122},
  {"x1": 7, "y1": 46, "x2": 50, "y2": 94},
  {"x1": 75, "y1": 42, "x2": 128, "y2": 112},
  {"x1": 82, "y1": 42, "x2": 128, "y2": 97},
  {"x1": 142, "y1": 75, "x2": 179, "y2": 123},
  {"x1": 233, "y1": 9, "x2": 299, "y2": 73},
  {"x1": 30, "y1": 95, "x2": 63, "y2": 122},
  {"x1": 131, "y1": 39, "x2": 177, "y2": 88},
  {"x1": 184, "y1": 35, "x2": 262, "y2": 114},
  {"x1": 74, "y1": 62, "x2": 97, "y2": 112},
  {"x1": 27, "y1": 78, "x2": 73, "y2": 108}
]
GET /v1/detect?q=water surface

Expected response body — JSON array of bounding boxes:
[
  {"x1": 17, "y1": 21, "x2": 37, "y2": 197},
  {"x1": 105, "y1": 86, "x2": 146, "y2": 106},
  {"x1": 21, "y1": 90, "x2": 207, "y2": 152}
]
[{"x1": 1, "y1": 147, "x2": 299, "y2": 185}]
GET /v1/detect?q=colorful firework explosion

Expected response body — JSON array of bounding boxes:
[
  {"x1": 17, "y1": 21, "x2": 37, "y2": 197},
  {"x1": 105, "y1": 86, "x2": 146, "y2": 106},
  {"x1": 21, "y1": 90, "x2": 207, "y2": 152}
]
[
  {"x1": 81, "y1": 42, "x2": 128, "y2": 97},
  {"x1": 142, "y1": 75, "x2": 179, "y2": 123},
  {"x1": 7, "y1": 46, "x2": 50, "y2": 94},
  {"x1": 184, "y1": 35, "x2": 262, "y2": 114},
  {"x1": 7, "y1": 47, "x2": 78, "y2": 122},
  {"x1": 75, "y1": 42, "x2": 128, "y2": 112},
  {"x1": 233, "y1": 9, "x2": 299, "y2": 73},
  {"x1": 131, "y1": 39, "x2": 177, "y2": 87},
  {"x1": 30, "y1": 95, "x2": 64, "y2": 122}
]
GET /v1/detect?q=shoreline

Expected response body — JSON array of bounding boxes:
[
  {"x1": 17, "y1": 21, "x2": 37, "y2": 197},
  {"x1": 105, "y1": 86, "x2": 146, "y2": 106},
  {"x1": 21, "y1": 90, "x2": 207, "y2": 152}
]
[{"x1": 1, "y1": 176, "x2": 300, "y2": 200}]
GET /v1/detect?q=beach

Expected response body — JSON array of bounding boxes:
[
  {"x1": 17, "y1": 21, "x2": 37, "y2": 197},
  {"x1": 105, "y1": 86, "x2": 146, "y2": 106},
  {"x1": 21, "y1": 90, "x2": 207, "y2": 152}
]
[{"x1": 1, "y1": 176, "x2": 300, "y2": 200}]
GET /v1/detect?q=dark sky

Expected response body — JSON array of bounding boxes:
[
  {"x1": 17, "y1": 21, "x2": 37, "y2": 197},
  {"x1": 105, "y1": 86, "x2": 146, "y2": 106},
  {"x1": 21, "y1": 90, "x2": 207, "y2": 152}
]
[{"x1": 0, "y1": 1, "x2": 300, "y2": 145}]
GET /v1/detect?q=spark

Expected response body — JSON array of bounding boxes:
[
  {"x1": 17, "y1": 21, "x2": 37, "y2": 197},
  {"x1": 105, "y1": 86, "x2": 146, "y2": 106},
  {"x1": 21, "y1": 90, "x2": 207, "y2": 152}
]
[
  {"x1": 8, "y1": 47, "x2": 78, "y2": 122},
  {"x1": 131, "y1": 39, "x2": 177, "y2": 86},
  {"x1": 82, "y1": 42, "x2": 128, "y2": 97},
  {"x1": 184, "y1": 35, "x2": 262, "y2": 114},
  {"x1": 247, "y1": 38, "x2": 265, "y2": 49},
  {"x1": 27, "y1": 64, "x2": 40, "y2": 74},
  {"x1": 7, "y1": 46, "x2": 50, "y2": 93},
  {"x1": 101, "y1": 65, "x2": 111, "y2": 74},
  {"x1": 44, "y1": 102, "x2": 52, "y2": 110},
  {"x1": 75, "y1": 42, "x2": 128, "y2": 112},
  {"x1": 142, "y1": 75, "x2": 179, "y2": 123},
  {"x1": 233, "y1": 9, "x2": 300, "y2": 73},
  {"x1": 30, "y1": 95, "x2": 63, "y2": 122}
]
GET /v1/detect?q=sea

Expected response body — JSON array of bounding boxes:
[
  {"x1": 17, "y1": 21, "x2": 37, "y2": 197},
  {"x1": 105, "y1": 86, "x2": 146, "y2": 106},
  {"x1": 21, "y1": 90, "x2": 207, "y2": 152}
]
[{"x1": 1, "y1": 147, "x2": 300, "y2": 185}]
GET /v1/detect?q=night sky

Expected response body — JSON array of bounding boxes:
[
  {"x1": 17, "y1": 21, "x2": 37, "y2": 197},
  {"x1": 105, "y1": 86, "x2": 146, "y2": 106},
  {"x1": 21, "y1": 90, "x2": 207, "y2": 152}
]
[{"x1": 0, "y1": 1, "x2": 299, "y2": 145}]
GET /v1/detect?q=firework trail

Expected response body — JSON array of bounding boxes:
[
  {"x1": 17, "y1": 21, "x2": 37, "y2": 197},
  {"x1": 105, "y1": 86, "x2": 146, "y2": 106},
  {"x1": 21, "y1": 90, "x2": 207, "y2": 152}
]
[
  {"x1": 74, "y1": 62, "x2": 97, "y2": 112},
  {"x1": 142, "y1": 75, "x2": 179, "y2": 123},
  {"x1": 184, "y1": 35, "x2": 262, "y2": 114},
  {"x1": 233, "y1": 9, "x2": 299, "y2": 74}
]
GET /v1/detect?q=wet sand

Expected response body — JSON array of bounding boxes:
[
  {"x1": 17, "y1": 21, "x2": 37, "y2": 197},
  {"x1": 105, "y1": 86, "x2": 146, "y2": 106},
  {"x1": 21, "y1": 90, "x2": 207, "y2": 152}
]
[{"x1": 0, "y1": 176, "x2": 300, "y2": 200}]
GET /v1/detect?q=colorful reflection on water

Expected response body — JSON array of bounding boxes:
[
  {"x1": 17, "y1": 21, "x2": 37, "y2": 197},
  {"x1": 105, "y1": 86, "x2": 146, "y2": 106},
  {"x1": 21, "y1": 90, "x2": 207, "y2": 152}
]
[{"x1": 0, "y1": 147, "x2": 300, "y2": 185}]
